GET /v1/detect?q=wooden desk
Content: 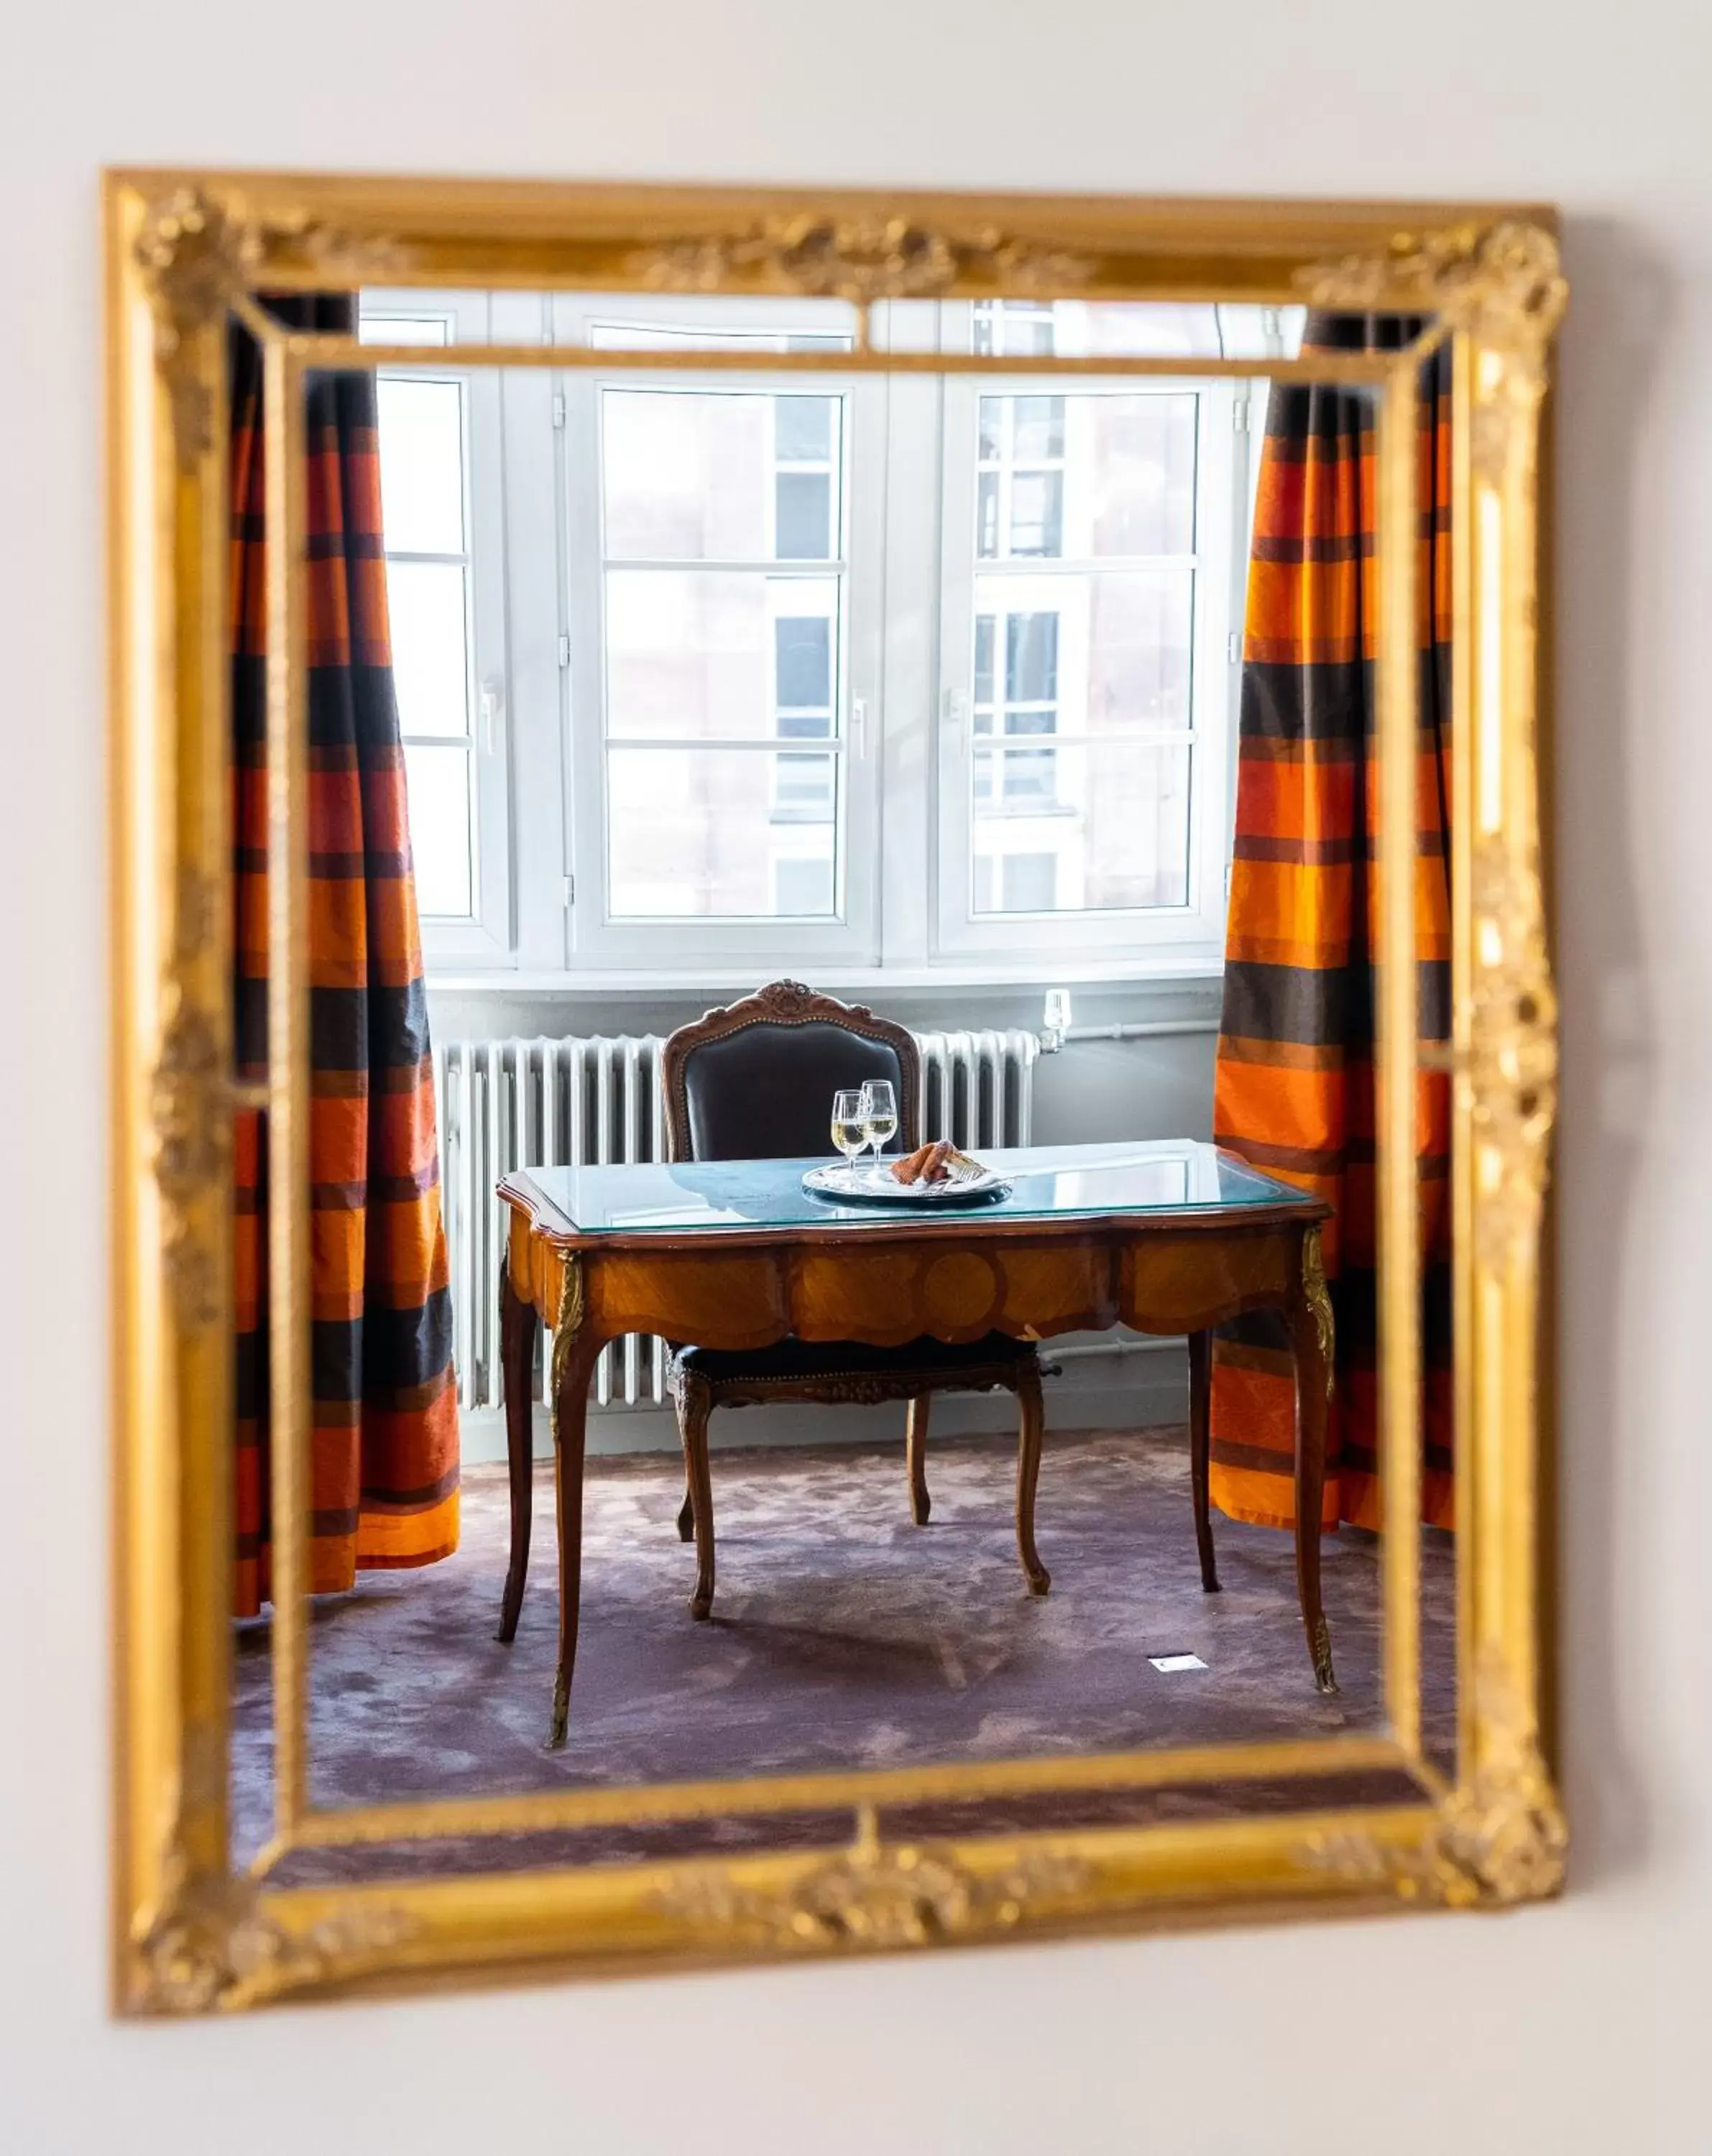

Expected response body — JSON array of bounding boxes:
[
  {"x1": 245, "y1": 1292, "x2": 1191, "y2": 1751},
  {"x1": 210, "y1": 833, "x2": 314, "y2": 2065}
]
[{"x1": 497, "y1": 1142, "x2": 1335, "y2": 1748}]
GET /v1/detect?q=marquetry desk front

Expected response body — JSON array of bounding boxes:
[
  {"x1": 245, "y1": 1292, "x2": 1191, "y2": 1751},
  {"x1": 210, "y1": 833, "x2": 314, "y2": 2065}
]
[{"x1": 495, "y1": 1141, "x2": 1335, "y2": 1748}]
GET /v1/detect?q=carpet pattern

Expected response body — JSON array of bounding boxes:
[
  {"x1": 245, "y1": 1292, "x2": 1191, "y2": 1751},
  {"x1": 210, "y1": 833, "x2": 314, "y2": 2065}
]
[{"x1": 234, "y1": 1425, "x2": 1455, "y2": 1882}]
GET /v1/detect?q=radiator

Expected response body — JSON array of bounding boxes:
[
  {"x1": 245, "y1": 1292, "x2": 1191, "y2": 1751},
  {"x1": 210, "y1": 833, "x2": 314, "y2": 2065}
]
[{"x1": 433, "y1": 1027, "x2": 1039, "y2": 1414}]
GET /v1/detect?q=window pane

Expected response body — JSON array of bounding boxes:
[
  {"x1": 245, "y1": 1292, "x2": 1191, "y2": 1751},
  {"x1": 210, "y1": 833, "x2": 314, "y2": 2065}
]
[
  {"x1": 973, "y1": 616, "x2": 995, "y2": 708},
  {"x1": 385, "y1": 560, "x2": 469, "y2": 737},
  {"x1": 586, "y1": 305, "x2": 857, "y2": 352},
  {"x1": 774, "y1": 857, "x2": 834, "y2": 913},
  {"x1": 774, "y1": 396, "x2": 834, "y2": 461},
  {"x1": 973, "y1": 303, "x2": 1056, "y2": 356},
  {"x1": 1008, "y1": 471, "x2": 1063, "y2": 557},
  {"x1": 402, "y1": 743, "x2": 474, "y2": 917},
  {"x1": 972, "y1": 300, "x2": 1223, "y2": 359},
  {"x1": 1002, "y1": 853, "x2": 1059, "y2": 911},
  {"x1": 1089, "y1": 396, "x2": 1199, "y2": 555},
  {"x1": 361, "y1": 315, "x2": 451, "y2": 346},
  {"x1": 1013, "y1": 397, "x2": 1065, "y2": 461},
  {"x1": 607, "y1": 747, "x2": 837, "y2": 918},
  {"x1": 1005, "y1": 613, "x2": 1059, "y2": 704},
  {"x1": 976, "y1": 470, "x2": 1001, "y2": 558},
  {"x1": 975, "y1": 394, "x2": 1196, "y2": 559},
  {"x1": 775, "y1": 471, "x2": 832, "y2": 558},
  {"x1": 776, "y1": 614, "x2": 832, "y2": 709},
  {"x1": 603, "y1": 390, "x2": 842, "y2": 561},
  {"x1": 970, "y1": 741, "x2": 1191, "y2": 913},
  {"x1": 974, "y1": 571, "x2": 1193, "y2": 733},
  {"x1": 376, "y1": 377, "x2": 465, "y2": 554},
  {"x1": 773, "y1": 750, "x2": 837, "y2": 818},
  {"x1": 605, "y1": 571, "x2": 839, "y2": 740}
]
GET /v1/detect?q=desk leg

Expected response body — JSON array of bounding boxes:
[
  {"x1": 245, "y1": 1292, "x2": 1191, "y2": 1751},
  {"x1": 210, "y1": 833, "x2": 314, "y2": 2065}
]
[
  {"x1": 676, "y1": 1373, "x2": 717, "y2": 1621},
  {"x1": 1014, "y1": 1363, "x2": 1050, "y2": 1595},
  {"x1": 548, "y1": 1307, "x2": 602, "y2": 1751},
  {"x1": 905, "y1": 1396, "x2": 932, "y2": 1526},
  {"x1": 1187, "y1": 1329, "x2": 1220, "y2": 1593},
  {"x1": 1289, "y1": 1228, "x2": 1339, "y2": 1695},
  {"x1": 495, "y1": 1253, "x2": 539, "y2": 1644}
]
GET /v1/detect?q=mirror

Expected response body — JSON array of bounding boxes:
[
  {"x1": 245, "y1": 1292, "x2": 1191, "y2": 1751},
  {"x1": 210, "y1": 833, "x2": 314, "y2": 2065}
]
[{"x1": 109, "y1": 175, "x2": 1564, "y2": 2007}]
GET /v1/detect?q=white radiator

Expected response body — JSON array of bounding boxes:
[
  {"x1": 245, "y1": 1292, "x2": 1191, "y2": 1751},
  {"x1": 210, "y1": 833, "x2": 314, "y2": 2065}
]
[{"x1": 433, "y1": 1027, "x2": 1039, "y2": 1414}]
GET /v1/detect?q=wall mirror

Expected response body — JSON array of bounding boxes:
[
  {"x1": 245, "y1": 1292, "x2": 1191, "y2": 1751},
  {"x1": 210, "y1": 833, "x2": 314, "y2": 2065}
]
[{"x1": 107, "y1": 173, "x2": 1566, "y2": 2011}]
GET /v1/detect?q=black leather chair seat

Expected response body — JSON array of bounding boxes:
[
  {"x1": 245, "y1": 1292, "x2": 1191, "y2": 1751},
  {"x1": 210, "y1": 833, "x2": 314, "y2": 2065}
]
[{"x1": 676, "y1": 1331, "x2": 1033, "y2": 1388}]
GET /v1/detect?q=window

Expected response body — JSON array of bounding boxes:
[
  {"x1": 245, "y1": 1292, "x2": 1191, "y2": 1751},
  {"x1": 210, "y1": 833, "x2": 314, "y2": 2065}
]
[
  {"x1": 596, "y1": 386, "x2": 846, "y2": 922},
  {"x1": 936, "y1": 303, "x2": 1243, "y2": 962},
  {"x1": 556, "y1": 292, "x2": 884, "y2": 970},
  {"x1": 359, "y1": 294, "x2": 510, "y2": 962},
  {"x1": 364, "y1": 289, "x2": 1281, "y2": 983}
]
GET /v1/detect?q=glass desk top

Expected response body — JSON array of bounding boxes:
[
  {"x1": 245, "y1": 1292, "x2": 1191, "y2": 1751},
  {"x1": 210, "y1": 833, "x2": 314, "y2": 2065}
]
[{"x1": 507, "y1": 1141, "x2": 1311, "y2": 1240}]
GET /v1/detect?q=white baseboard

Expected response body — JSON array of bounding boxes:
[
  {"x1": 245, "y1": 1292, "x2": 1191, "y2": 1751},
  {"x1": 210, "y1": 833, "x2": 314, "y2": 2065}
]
[{"x1": 457, "y1": 1339, "x2": 1188, "y2": 1464}]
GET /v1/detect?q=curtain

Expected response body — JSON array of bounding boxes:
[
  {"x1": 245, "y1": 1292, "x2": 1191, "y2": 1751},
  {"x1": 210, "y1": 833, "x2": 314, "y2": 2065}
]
[
  {"x1": 229, "y1": 295, "x2": 459, "y2": 1616},
  {"x1": 1209, "y1": 313, "x2": 1453, "y2": 1534}
]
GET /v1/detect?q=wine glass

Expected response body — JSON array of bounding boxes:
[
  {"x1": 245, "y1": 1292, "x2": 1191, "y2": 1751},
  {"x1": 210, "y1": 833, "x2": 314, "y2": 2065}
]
[
  {"x1": 830, "y1": 1089, "x2": 867, "y2": 1187},
  {"x1": 859, "y1": 1079, "x2": 898, "y2": 1176}
]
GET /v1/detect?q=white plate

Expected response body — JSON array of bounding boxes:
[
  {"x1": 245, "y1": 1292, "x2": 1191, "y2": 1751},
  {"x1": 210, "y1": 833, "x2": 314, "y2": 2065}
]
[{"x1": 801, "y1": 1158, "x2": 1012, "y2": 1207}]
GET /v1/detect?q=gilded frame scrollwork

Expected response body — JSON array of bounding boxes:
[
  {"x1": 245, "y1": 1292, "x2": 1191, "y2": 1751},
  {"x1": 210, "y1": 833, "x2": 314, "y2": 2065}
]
[{"x1": 106, "y1": 171, "x2": 1565, "y2": 2012}]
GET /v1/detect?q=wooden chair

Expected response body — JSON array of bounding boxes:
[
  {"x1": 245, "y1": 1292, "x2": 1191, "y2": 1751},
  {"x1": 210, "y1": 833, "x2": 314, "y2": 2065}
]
[{"x1": 661, "y1": 979, "x2": 1049, "y2": 1621}]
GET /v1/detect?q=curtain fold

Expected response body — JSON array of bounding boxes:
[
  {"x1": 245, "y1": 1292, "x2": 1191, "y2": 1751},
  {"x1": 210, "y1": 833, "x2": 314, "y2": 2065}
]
[
  {"x1": 1209, "y1": 313, "x2": 1453, "y2": 1534},
  {"x1": 230, "y1": 294, "x2": 459, "y2": 1616}
]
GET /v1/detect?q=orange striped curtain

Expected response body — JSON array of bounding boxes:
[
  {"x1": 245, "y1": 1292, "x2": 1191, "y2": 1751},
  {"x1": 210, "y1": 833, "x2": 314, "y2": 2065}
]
[
  {"x1": 1210, "y1": 314, "x2": 1453, "y2": 1534},
  {"x1": 229, "y1": 296, "x2": 460, "y2": 1616}
]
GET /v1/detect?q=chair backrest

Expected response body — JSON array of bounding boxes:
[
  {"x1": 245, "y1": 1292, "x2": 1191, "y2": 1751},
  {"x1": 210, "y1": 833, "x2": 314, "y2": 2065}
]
[{"x1": 661, "y1": 980, "x2": 922, "y2": 1164}]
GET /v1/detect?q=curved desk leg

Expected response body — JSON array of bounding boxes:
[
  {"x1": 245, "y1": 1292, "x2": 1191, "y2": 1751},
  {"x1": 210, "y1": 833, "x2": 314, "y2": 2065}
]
[
  {"x1": 547, "y1": 1294, "x2": 602, "y2": 1751},
  {"x1": 1289, "y1": 1227, "x2": 1338, "y2": 1695},
  {"x1": 1014, "y1": 1362, "x2": 1050, "y2": 1596},
  {"x1": 676, "y1": 1373, "x2": 717, "y2": 1621},
  {"x1": 495, "y1": 1253, "x2": 539, "y2": 1644},
  {"x1": 905, "y1": 1394, "x2": 931, "y2": 1525},
  {"x1": 1187, "y1": 1327, "x2": 1220, "y2": 1593}
]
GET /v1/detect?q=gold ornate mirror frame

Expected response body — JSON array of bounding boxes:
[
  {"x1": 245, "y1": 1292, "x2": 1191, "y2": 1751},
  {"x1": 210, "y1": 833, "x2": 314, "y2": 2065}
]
[{"x1": 106, "y1": 172, "x2": 1565, "y2": 2012}]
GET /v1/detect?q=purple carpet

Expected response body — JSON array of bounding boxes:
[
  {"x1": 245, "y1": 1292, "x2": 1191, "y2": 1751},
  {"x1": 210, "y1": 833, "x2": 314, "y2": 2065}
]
[{"x1": 234, "y1": 1424, "x2": 1455, "y2": 1883}]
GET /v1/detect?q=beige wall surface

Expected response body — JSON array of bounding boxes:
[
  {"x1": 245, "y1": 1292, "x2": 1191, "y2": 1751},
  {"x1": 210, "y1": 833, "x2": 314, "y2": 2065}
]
[{"x1": 3, "y1": 3, "x2": 1708, "y2": 2149}]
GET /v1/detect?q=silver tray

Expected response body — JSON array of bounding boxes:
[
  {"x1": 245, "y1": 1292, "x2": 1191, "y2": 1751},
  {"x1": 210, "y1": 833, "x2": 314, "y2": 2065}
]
[{"x1": 801, "y1": 1157, "x2": 1012, "y2": 1207}]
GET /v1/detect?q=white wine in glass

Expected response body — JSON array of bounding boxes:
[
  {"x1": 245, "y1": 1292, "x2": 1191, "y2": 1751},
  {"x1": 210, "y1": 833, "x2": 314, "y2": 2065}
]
[
  {"x1": 859, "y1": 1079, "x2": 898, "y2": 1173},
  {"x1": 830, "y1": 1089, "x2": 867, "y2": 1187}
]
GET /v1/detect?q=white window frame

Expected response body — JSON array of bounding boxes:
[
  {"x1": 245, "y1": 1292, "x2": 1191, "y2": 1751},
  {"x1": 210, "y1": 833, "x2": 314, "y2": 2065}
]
[
  {"x1": 549, "y1": 291, "x2": 885, "y2": 973},
  {"x1": 361, "y1": 288, "x2": 512, "y2": 967},
  {"x1": 369, "y1": 290, "x2": 1276, "y2": 992},
  {"x1": 932, "y1": 341, "x2": 1239, "y2": 970}
]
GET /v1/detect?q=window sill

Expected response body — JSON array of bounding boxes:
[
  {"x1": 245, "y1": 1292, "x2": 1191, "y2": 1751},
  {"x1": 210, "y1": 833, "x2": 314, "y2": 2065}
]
[{"x1": 425, "y1": 954, "x2": 1225, "y2": 998}]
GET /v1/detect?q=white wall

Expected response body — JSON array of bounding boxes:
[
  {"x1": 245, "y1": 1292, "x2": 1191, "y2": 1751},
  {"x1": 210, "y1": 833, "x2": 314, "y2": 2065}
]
[{"x1": 3, "y1": 3, "x2": 1709, "y2": 2148}]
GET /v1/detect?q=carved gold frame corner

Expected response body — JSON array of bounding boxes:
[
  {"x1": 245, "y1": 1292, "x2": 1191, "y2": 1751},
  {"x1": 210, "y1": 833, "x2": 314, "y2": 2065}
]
[{"x1": 108, "y1": 172, "x2": 1565, "y2": 2013}]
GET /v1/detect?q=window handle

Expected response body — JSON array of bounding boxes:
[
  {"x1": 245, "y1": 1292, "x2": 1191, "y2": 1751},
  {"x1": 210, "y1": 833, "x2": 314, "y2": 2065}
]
[
  {"x1": 479, "y1": 678, "x2": 505, "y2": 755},
  {"x1": 852, "y1": 697, "x2": 869, "y2": 759}
]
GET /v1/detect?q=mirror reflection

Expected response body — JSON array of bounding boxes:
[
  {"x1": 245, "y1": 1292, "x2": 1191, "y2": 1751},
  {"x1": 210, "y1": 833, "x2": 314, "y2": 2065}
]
[{"x1": 226, "y1": 291, "x2": 1455, "y2": 1878}]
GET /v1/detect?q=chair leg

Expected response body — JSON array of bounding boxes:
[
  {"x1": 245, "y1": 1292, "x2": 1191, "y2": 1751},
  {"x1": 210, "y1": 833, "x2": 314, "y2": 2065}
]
[
  {"x1": 905, "y1": 1393, "x2": 931, "y2": 1524},
  {"x1": 1187, "y1": 1328, "x2": 1220, "y2": 1593},
  {"x1": 675, "y1": 1467, "x2": 696, "y2": 1544},
  {"x1": 674, "y1": 1375, "x2": 717, "y2": 1621},
  {"x1": 1014, "y1": 1362, "x2": 1050, "y2": 1595}
]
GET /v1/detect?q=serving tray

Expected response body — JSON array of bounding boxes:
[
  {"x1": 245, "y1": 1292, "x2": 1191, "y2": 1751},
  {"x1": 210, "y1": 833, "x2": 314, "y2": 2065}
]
[{"x1": 801, "y1": 1157, "x2": 1012, "y2": 1207}]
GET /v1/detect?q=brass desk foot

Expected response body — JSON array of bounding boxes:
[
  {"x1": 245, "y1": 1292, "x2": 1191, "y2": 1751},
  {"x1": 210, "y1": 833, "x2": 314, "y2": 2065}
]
[
  {"x1": 546, "y1": 1667, "x2": 570, "y2": 1750},
  {"x1": 1312, "y1": 1616, "x2": 1339, "y2": 1695}
]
